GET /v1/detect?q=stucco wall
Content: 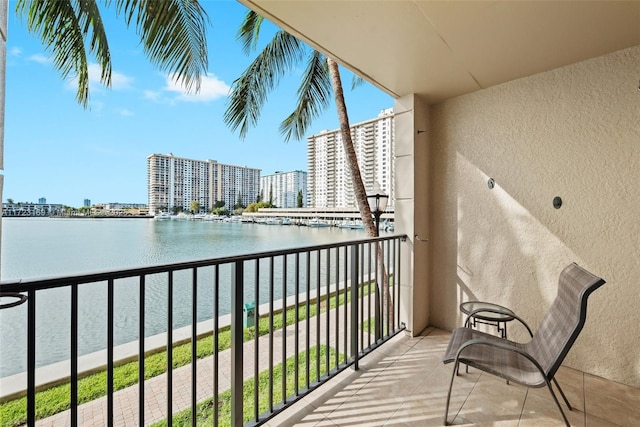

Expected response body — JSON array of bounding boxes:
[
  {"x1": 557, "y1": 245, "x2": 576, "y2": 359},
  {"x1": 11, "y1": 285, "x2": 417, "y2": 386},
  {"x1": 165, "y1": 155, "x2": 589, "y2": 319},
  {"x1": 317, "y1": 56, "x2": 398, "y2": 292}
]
[{"x1": 428, "y1": 45, "x2": 640, "y2": 387}]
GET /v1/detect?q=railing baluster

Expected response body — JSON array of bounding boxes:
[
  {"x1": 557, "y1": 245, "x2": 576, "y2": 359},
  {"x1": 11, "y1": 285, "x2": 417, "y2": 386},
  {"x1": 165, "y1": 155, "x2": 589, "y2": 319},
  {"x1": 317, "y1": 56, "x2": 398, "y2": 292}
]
[
  {"x1": 71, "y1": 284, "x2": 78, "y2": 426},
  {"x1": 107, "y1": 278, "x2": 114, "y2": 427},
  {"x1": 375, "y1": 240, "x2": 381, "y2": 342},
  {"x1": 343, "y1": 245, "x2": 348, "y2": 365},
  {"x1": 281, "y1": 255, "x2": 287, "y2": 403},
  {"x1": 139, "y1": 275, "x2": 146, "y2": 427},
  {"x1": 191, "y1": 268, "x2": 197, "y2": 426},
  {"x1": 166, "y1": 271, "x2": 173, "y2": 427},
  {"x1": 213, "y1": 265, "x2": 219, "y2": 425},
  {"x1": 350, "y1": 244, "x2": 359, "y2": 370},
  {"x1": 305, "y1": 251, "x2": 311, "y2": 390},
  {"x1": 294, "y1": 253, "x2": 300, "y2": 396},
  {"x1": 231, "y1": 260, "x2": 244, "y2": 426},
  {"x1": 253, "y1": 259, "x2": 260, "y2": 422},
  {"x1": 315, "y1": 250, "x2": 321, "y2": 382},
  {"x1": 325, "y1": 248, "x2": 330, "y2": 375},
  {"x1": 384, "y1": 239, "x2": 389, "y2": 336},
  {"x1": 334, "y1": 246, "x2": 339, "y2": 369},
  {"x1": 268, "y1": 256, "x2": 274, "y2": 413},
  {"x1": 364, "y1": 242, "x2": 370, "y2": 348},
  {"x1": 392, "y1": 239, "x2": 398, "y2": 331},
  {"x1": 27, "y1": 290, "x2": 36, "y2": 427}
]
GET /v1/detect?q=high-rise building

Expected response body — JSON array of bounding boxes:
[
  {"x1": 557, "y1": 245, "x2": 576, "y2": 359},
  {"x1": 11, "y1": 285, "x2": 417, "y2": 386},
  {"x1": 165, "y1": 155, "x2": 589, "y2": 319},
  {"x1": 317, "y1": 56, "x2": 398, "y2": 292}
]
[
  {"x1": 307, "y1": 108, "x2": 394, "y2": 208},
  {"x1": 147, "y1": 153, "x2": 261, "y2": 215},
  {"x1": 260, "y1": 170, "x2": 307, "y2": 208}
]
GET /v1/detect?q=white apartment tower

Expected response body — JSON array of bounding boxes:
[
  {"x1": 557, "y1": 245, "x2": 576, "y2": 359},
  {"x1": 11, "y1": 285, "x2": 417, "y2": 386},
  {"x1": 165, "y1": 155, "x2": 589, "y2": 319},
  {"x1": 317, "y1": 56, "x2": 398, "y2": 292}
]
[
  {"x1": 261, "y1": 170, "x2": 308, "y2": 208},
  {"x1": 147, "y1": 154, "x2": 260, "y2": 214},
  {"x1": 307, "y1": 108, "x2": 394, "y2": 208}
]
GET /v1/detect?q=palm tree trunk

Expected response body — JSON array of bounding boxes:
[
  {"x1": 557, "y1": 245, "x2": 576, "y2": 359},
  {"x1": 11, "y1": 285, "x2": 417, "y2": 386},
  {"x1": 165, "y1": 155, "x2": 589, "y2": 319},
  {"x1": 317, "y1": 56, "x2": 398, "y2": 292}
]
[{"x1": 326, "y1": 58, "x2": 393, "y2": 335}]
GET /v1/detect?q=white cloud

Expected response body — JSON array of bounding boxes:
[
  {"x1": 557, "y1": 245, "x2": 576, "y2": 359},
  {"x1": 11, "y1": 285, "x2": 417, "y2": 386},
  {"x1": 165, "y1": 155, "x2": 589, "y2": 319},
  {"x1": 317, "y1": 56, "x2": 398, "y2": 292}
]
[
  {"x1": 143, "y1": 90, "x2": 161, "y2": 102},
  {"x1": 87, "y1": 63, "x2": 133, "y2": 90},
  {"x1": 119, "y1": 109, "x2": 134, "y2": 116},
  {"x1": 10, "y1": 47, "x2": 22, "y2": 57},
  {"x1": 66, "y1": 63, "x2": 134, "y2": 93},
  {"x1": 28, "y1": 54, "x2": 49, "y2": 64},
  {"x1": 163, "y1": 73, "x2": 230, "y2": 102}
]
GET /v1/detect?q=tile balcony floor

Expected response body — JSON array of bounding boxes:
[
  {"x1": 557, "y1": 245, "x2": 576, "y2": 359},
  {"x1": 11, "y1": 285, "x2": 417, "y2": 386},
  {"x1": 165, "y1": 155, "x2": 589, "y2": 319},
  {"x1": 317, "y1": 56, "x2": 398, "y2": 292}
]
[{"x1": 266, "y1": 328, "x2": 640, "y2": 427}]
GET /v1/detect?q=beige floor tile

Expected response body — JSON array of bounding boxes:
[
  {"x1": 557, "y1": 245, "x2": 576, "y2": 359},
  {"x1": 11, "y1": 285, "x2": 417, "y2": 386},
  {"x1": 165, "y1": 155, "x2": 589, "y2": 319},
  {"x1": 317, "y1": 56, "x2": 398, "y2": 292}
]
[
  {"x1": 584, "y1": 373, "x2": 640, "y2": 426},
  {"x1": 454, "y1": 373, "x2": 527, "y2": 426},
  {"x1": 584, "y1": 413, "x2": 622, "y2": 427},
  {"x1": 519, "y1": 390, "x2": 585, "y2": 426},
  {"x1": 527, "y1": 366, "x2": 585, "y2": 412},
  {"x1": 265, "y1": 397, "x2": 327, "y2": 427}
]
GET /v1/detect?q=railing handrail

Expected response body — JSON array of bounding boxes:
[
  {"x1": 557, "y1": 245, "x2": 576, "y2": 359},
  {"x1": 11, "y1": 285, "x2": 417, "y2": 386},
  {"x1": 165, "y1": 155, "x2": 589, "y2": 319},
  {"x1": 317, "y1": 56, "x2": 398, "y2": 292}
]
[{"x1": 0, "y1": 234, "x2": 406, "y2": 292}]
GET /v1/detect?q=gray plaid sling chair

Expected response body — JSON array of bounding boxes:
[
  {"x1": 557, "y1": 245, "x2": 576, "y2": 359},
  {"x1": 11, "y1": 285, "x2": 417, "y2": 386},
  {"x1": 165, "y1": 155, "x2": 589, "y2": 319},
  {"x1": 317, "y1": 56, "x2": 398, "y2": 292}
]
[{"x1": 442, "y1": 262, "x2": 605, "y2": 426}]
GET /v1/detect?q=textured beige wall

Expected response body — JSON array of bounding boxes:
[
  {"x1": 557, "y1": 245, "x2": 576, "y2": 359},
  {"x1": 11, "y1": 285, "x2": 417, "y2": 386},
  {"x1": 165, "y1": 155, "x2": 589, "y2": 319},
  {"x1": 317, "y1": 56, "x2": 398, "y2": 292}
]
[{"x1": 427, "y1": 45, "x2": 640, "y2": 387}]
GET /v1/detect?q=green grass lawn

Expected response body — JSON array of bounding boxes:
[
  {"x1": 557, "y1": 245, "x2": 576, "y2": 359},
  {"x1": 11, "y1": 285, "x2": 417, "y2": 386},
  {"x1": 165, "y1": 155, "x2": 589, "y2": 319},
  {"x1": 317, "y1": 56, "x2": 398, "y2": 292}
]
[
  {"x1": 0, "y1": 280, "x2": 378, "y2": 427},
  {"x1": 151, "y1": 345, "x2": 338, "y2": 427}
]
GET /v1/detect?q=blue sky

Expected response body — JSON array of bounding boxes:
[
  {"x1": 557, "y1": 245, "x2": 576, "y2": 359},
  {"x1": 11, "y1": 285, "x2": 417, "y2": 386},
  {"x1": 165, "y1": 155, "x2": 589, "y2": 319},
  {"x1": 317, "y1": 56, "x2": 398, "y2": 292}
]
[{"x1": 3, "y1": 1, "x2": 393, "y2": 207}]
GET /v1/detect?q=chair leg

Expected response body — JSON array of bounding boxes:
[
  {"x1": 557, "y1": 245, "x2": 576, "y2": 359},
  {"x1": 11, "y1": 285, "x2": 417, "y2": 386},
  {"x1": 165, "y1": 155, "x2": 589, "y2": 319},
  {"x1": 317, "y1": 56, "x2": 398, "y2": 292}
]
[
  {"x1": 444, "y1": 361, "x2": 459, "y2": 426},
  {"x1": 545, "y1": 378, "x2": 571, "y2": 427},
  {"x1": 552, "y1": 377, "x2": 573, "y2": 411}
]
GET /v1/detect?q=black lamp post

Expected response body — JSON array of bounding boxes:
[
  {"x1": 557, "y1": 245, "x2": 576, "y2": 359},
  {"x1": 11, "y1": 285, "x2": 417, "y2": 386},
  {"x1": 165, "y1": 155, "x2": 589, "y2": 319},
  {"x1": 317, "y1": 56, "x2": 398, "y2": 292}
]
[
  {"x1": 367, "y1": 183, "x2": 388, "y2": 235},
  {"x1": 367, "y1": 183, "x2": 388, "y2": 342}
]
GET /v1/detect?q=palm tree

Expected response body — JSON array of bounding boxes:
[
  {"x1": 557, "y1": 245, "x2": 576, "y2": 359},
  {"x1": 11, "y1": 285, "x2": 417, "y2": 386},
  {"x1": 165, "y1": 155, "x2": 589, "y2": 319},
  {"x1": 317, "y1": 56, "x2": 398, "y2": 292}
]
[
  {"x1": 224, "y1": 10, "x2": 392, "y2": 320},
  {"x1": 224, "y1": 10, "x2": 377, "y2": 236},
  {"x1": 15, "y1": 0, "x2": 209, "y2": 108}
]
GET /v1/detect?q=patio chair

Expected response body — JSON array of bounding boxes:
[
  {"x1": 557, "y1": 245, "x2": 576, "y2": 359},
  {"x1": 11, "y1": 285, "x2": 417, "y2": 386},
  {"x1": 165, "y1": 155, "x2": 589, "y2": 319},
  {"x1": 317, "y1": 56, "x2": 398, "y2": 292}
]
[{"x1": 442, "y1": 262, "x2": 605, "y2": 426}]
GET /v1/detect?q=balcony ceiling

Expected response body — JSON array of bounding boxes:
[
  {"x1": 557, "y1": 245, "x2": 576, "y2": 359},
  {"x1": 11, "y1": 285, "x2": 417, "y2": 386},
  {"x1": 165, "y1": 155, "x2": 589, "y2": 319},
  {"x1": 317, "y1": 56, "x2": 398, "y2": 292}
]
[{"x1": 239, "y1": 1, "x2": 640, "y2": 104}]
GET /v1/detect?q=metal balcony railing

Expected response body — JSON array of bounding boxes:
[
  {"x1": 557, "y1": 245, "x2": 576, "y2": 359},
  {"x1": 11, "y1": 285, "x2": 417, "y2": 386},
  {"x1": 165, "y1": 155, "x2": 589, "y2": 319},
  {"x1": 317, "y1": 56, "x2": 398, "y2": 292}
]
[{"x1": 0, "y1": 234, "x2": 407, "y2": 426}]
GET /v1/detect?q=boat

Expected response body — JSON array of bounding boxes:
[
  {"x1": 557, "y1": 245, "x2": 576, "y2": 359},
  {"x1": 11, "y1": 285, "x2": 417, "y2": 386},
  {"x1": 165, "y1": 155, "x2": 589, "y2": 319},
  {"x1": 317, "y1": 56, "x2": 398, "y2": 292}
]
[
  {"x1": 337, "y1": 220, "x2": 364, "y2": 230},
  {"x1": 264, "y1": 217, "x2": 283, "y2": 225},
  {"x1": 308, "y1": 218, "x2": 332, "y2": 227},
  {"x1": 154, "y1": 212, "x2": 173, "y2": 220}
]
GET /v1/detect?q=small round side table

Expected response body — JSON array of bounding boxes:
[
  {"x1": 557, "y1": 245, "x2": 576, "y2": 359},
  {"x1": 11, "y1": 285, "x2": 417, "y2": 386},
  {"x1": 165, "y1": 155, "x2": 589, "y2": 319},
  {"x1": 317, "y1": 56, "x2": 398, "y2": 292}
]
[{"x1": 459, "y1": 301, "x2": 516, "y2": 339}]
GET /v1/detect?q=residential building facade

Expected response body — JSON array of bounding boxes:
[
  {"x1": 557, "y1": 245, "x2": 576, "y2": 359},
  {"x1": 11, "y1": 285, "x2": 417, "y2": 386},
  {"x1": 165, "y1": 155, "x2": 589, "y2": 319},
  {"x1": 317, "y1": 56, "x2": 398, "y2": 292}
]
[
  {"x1": 307, "y1": 108, "x2": 394, "y2": 209},
  {"x1": 147, "y1": 153, "x2": 260, "y2": 215},
  {"x1": 260, "y1": 170, "x2": 307, "y2": 208}
]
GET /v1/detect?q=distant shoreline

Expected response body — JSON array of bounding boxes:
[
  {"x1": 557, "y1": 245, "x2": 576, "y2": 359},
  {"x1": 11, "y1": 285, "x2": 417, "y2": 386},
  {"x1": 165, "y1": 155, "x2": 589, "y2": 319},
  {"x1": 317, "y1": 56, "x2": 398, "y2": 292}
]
[
  {"x1": 50, "y1": 215, "x2": 154, "y2": 219},
  {"x1": 2, "y1": 215, "x2": 154, "y2": 219}
]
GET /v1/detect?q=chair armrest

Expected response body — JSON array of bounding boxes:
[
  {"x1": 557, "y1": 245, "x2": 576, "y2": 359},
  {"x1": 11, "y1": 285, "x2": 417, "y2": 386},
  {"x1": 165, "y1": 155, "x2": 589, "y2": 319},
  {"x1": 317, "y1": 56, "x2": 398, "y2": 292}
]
[{"x1": 464, "y1": 307, "x2": 534, "y2": 337}]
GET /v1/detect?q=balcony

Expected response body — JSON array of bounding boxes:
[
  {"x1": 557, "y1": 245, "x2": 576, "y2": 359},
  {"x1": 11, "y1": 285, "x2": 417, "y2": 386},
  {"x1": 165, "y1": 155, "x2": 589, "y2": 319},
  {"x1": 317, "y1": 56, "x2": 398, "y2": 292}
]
[
  {"x1": 268, "y1": 328, "x2": 640, "y2": 426},
  {"x1": 2, "y1": 234, "x2": 638, "y2": 427}
]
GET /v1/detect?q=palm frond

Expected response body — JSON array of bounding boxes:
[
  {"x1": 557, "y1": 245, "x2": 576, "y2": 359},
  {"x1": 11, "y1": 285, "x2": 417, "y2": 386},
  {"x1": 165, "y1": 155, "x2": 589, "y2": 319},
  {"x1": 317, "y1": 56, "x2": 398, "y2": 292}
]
[
  {"x1": 224, "y1": 30, "x2": 305, "y2": 139},
  {"x1": 77, "y1": 0, "x2": 112, "y2": 86},
  {"x1": 280, "y1": 51, "x2": 331, "y2": 142},
  {"x1": 351, "y1": 75, "x2": 365, "y2": 91},
  {"x1": 16, "y1": 0, "x2": 110, "y2": 107},
  {"x1": 237, "y1": 9, "x2": 264, "y2": 54},
  {"x1": 114, "y1": 0, "x2": 209, "y2": 93}
]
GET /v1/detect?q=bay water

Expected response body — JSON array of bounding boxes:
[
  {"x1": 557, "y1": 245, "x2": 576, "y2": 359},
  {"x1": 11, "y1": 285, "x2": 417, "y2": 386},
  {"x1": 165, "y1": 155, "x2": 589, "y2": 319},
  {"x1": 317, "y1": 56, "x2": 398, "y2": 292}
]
[{"x1": 0, "y1": 217, "x2": 364, "y2": 378}]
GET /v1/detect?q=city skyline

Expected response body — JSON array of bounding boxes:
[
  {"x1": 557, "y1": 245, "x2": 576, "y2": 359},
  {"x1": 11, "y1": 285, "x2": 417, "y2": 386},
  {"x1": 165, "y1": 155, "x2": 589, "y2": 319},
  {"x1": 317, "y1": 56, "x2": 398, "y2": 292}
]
[{"x1": 2, "y1": 1, "x2": 393, "y2": 207}]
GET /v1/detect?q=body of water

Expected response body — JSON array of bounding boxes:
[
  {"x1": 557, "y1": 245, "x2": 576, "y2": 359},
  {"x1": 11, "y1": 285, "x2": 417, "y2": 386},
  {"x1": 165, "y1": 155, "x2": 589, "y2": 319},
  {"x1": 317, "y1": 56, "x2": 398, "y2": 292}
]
[{"x1": 0, "y1": 217, "x2": 365, "y2": 378}]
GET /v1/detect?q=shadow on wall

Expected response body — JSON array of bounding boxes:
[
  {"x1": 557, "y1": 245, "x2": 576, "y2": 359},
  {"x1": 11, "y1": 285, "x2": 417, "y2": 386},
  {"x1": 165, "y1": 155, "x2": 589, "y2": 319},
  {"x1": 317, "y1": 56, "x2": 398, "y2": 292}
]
[{"x1": 453, "y1": 153, "x2": 582, "y2": 342}]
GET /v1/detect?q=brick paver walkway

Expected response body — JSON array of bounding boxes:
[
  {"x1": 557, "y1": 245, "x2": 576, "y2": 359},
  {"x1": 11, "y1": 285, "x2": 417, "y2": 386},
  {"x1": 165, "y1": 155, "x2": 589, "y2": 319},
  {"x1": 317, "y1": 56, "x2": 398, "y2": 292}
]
[{"x1": 34, "y1": 300, "x2": 374, "y2": 426}]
